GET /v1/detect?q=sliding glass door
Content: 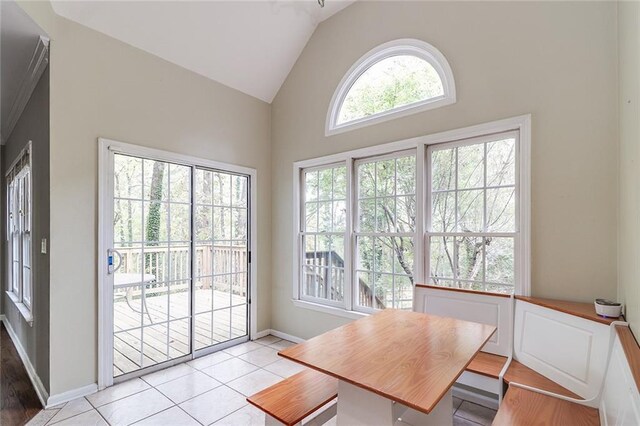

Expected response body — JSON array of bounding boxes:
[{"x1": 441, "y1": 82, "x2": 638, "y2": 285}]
[
  {"x1": 108, "y1": 152, "x2": 250, "y2": 380},
  {"x1": 193, "y1": 169, "x2": 249, "y2": 349}
]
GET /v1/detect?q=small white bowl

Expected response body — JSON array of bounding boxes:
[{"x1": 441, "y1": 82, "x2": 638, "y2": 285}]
[{"x1": 594, "y1": 301, "x2": 622, "y2": 318}]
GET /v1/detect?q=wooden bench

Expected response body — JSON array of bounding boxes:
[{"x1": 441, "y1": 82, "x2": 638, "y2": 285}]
[
  {"x1": 493, "y1": 387, "x2": 599, "y2": 426},
  {"x1": 247, "y1": 369, "x2": 338, "y2": 426},
  {"x1": 492, "y1": 322, "x2": 640, "y2": 425},
  {"x1": 465, "y1": 351, "x2": 580, "y2": 398}
]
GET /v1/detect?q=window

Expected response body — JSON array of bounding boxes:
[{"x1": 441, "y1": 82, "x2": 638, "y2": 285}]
[
  {"x1": 301, "y1": 165, "x2": 347, "y2": 306},
  {"x1": 6, "y1": 146, "x2": 33, "y2": 322},
  {"x1": 326, "y1": 39, "x2": 456, "y2": 135},
  {"x1": 294, "y1": 116, "x2": 531, "y2": 318},
  {"x1": 355, "y1": 153, "x2": 416, "y2": 310},
  {"x1": 428, "y1": 132, "x2": 518, "y2": 294}
]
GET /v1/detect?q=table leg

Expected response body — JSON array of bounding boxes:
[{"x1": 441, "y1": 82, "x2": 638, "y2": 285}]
[{"x1": 336, "y1": 381, "x2": 453, "y2": 426}]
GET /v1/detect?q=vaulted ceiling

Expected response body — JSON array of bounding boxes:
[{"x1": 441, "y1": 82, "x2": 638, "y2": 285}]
[{"x1": 51, "y1": 1, "x2": 355, "y2": 103}]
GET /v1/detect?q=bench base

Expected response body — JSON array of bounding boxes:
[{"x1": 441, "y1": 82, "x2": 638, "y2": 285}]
[{"x1": 336, "y1": 381, "x2": 452, "y2": 426}]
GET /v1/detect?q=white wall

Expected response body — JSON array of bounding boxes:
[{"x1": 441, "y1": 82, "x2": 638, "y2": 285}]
[
  {"x1": 19, "y1": 1, "x2": 272, "y2": 396},
  {"x1": 618, "y1": 0, "x2": 640, "y2": 335},
  {"x1": 271, "y1": 1, "x2": 618, "y2": 339}
]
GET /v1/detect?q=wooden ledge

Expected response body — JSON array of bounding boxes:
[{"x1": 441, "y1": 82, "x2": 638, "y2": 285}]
[
  {"x1": 247, "y1": 369, "x2": 337, "y2": 426},
  {"x1": 493, "y1": 387, "x2": 599, "y2": 426},
  {"x1": 415, "y1": 284, "x2": 512, "y2": 298},
  {"x1": 616, "y1": 325, "x2": 640, "y2": 393},
  {"x1": 504, "y1": 360, "x2": 581, "y2": 399},
  {"x1": 466, "y1": 352, "x2": 507, "y2": 378},
  {"x1": 516, "y1": 296, "x2": 623, "y2": 325}
]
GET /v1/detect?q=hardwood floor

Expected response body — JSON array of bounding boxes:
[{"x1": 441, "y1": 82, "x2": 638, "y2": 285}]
[{"x1": 1, "y1": 322, "x2": 43, "y2": 426}]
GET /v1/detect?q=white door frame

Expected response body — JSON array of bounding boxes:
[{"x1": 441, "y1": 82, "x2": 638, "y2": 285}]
[{"x1": 97, "y1": 138, "x2": 259, "y2": 389}]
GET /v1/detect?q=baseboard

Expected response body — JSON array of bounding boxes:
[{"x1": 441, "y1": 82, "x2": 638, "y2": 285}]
[
  {"x1": 253, "y1": 329, "x2": 271, "y2": 339},
  {"x1": 452, "y1": 384, "x2": 499, "y2": 410},
  {"x1": 267, "y1": 329, "x2": 305, "y2": 344},
  {"x1": 1, "y1": 316, "x2": 49, "y2": 407},
  {"x1": 46, "y1": 383, "x2": 98, "y2": 408}
]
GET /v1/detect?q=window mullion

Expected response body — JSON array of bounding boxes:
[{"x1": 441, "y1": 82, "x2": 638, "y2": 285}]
[
  {"x1": 345, "y1": 158, "x2": 354, "y2": 311},
  {"x1": 453, "y1": 147, "x2": 459, "y2": 284},
  {"x1": 415, "y1": 144, "x2": 426, "y2": 286}
]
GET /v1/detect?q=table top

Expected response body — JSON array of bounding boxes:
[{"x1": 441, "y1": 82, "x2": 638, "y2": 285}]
[{"x1": 279, "y1": 309, "x2": 496, "y2": 415}]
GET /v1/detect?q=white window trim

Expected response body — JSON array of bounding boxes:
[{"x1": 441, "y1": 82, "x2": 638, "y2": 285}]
[
  {"x1": 326, "y1": 39, "x2": 457, "y2": 136},
  {"x1": 5, "y1": 142, "x2": 34, "y2": 325},
  {"x1": 293, "y1": 115, "x2": 531, "y2": 318}
]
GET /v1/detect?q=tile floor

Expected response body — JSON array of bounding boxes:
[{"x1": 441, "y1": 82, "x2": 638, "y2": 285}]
[{"x1": 28, "y1": 336, "x2": 497, "y2": 426}]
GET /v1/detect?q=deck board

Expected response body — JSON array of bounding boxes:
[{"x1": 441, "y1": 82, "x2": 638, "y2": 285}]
[{"x1": 113, "y1": 289, "x2": 247, "y2": 376}]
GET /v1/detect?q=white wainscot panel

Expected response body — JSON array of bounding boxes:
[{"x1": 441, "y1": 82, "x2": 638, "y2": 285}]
[
  {"x1": 520, "y1": 311, "x2": 592, "y2": 382},
  {"x1": 600, "y1": 335, "x2": 640, "y2": 426},
  {"x1": 514, "y1": 301, "x2": 609, "y2": 402},
  {"x1": 414, "y1": 288, "x2": 512, "y2": 356}
]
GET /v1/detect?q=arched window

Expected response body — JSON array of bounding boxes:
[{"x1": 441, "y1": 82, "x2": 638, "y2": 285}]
[{"x1": 326, "y1": 39, "x2": 456, "y2": 135}]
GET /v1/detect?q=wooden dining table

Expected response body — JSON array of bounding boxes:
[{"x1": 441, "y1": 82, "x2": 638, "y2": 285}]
[{"x1": 279, "y1": 309, "x2": 496, "y2": 426}]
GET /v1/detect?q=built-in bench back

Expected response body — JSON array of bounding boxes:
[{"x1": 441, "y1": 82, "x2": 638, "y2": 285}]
[
  {"x1": 413, "y1": 285, "x2": 512, "y2": 357},
  {"x1": 414, "y1": 285, "x2": 640, "y2": 423},
  {"x1": 600, "y1": 327, "x2": 640, "y2": 425},
  {"x1": 513, "y1": 299, "x2": 610, "y2": 404}
]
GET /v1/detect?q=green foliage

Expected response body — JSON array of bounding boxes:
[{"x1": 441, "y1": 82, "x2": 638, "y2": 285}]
[
  {"x1": 339, "y1": 55, "x2": 444, "y2": 124},
  {"x1": 113, "y1": 156, "x2": 249, "y2": 283}
]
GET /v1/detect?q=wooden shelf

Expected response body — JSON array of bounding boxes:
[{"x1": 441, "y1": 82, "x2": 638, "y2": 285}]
[
  {"x1": 493, "y1": 387, "x2": 599, "y2": 426},
  {"x1": 415, "y1": 284, "x2": 512, "y2": 298},
  {"x1": 516, "y1": 296, "x2": 623, "y2": 325}
]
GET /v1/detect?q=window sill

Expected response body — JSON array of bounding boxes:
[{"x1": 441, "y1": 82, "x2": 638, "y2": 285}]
[
  {"x1": 5, "y1": 291, "x2": 34, "y2": 326},
  {"x1": 292, "y1": 299, "x2": 369, "y2": 320}
]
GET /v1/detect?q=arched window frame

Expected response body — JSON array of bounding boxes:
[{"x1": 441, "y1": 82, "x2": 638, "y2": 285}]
[{"x1": 326, "y1": 39, "x2": 456, "y2": 136}]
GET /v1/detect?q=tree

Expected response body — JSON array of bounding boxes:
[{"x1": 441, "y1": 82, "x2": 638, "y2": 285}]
[
  {"x1": 145, "y1": 161, "x2": 165, "y2": 272},
  {"x1": 430, "y1": 140, "x2": 516, "y2": 293},
  {"x1": 340, "y1": 55, "x2": 443, "y2": 124}
]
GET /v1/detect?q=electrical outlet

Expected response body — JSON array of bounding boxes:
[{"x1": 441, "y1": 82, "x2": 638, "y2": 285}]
[{"x1": 41, "y1": 238, "x2": 47, "y2": 254}]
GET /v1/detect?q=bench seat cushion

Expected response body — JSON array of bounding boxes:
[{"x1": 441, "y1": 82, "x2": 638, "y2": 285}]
[
  {"x1": 247, "y1": 369, "x2": 338, "y2": 426},
  {"x1": 493, "y1": 387, "x2": 599, "y2": 426}
]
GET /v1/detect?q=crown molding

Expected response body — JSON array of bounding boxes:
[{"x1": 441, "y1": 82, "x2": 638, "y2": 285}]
[{"x1": 2, "y1": 36, "x2": 49, "y2": 144}]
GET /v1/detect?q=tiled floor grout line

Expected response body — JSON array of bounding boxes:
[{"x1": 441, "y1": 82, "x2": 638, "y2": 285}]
[
  {"x1": 206, "y1": 402, "x2": 252, "y2": 426},
  {"x1": 94, "y1": 404, "x2": 112, "y2": 426},
  {"x1": 176, "y1": 404, "x2": 206, "y2": 426}
]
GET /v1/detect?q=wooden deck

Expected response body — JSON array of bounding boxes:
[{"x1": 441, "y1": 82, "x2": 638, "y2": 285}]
[{"x1": 113, "y1": 288, "x2": 247, "y2": 377}]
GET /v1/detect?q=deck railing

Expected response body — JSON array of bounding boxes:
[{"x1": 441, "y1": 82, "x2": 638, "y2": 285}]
[
  {"x1": 116, "y1": 245, "x2": 248, "y2": 296},
  {"x1": 304, "y1": 251, "x2": 385, "y2": 309}
]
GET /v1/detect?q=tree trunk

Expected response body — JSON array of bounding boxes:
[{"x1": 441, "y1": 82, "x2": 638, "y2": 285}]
[{"x1": 145, "y1": 162, "x2": 165, "y2": 274}]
